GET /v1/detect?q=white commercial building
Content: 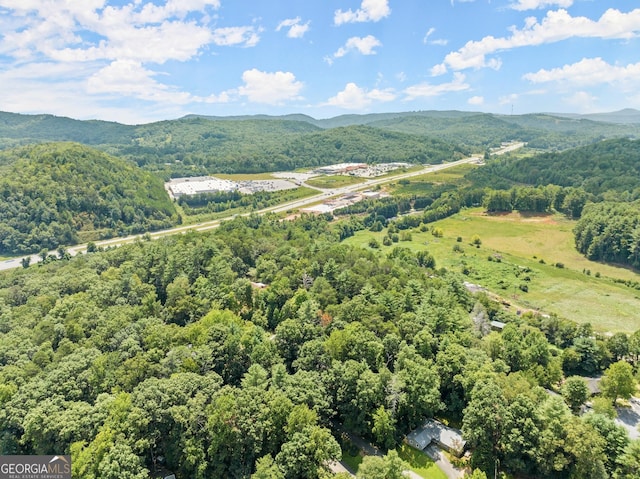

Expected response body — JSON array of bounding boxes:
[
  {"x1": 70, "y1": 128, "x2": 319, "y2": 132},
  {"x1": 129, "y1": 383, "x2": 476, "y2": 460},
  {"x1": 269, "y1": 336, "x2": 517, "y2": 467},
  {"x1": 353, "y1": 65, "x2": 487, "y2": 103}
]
[{"x1": 166, "y1": 176, "x2": 238, "y2": 198}]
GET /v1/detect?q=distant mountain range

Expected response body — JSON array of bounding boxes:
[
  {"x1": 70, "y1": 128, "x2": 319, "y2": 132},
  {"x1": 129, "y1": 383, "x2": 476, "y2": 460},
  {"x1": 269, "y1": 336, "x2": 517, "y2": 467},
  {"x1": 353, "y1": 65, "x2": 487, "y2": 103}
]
[
  {"x1": 184, "y1": 108, "x2": 640, "y2": 127},
  {"x1": 544, "y1": 109, "x2": 640, "y2": 125},
  {"x1": 1, "y1": 108, "x2": 638, "y2": 177}
]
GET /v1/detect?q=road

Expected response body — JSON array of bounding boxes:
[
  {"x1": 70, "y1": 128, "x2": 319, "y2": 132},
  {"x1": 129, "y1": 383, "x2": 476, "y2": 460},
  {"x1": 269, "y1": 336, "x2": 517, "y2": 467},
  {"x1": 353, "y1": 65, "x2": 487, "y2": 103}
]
[{"x1": 0, "y1": 153, "x2": 491, "y2": 273}]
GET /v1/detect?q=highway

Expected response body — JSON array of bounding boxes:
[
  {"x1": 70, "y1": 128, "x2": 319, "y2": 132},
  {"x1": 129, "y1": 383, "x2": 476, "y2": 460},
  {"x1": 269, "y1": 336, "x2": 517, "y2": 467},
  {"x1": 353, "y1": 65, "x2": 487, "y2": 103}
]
[{"x1": 0, "y1": 153, "x2": 491, "y2": 272}]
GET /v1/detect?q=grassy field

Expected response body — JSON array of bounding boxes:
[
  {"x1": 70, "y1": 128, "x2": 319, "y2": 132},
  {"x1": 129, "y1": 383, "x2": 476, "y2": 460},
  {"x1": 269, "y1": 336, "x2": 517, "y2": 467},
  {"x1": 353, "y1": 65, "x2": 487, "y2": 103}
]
[
  {"x1": 389, "y1": 164, "x2": 476, "y2": 197},
  {"x1": 305, "y1": 175, "x2": 366, "y2": 189},
  {"x1": 340, "y1": 444, "x2": 447, "y2": 479},
  {"x1": 344, "y1": 208, "x2": 640, "y2": 333}
]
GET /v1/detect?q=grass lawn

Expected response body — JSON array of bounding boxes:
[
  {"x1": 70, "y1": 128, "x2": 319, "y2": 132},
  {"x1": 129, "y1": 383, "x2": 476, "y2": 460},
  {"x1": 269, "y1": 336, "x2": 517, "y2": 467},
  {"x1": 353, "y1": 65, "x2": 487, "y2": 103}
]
[
  {"x1": 341, "y1": 449, "x2": 363, "y2": 472},
  {"x1": 305, "y1": 175, "x2": 365, "y2": 189},
  {"x1": 343, "y1": 208, "x2": 640, "y2": 332},
  {"x1": 397, "y1": 444, "x2": 448, "y2": 479},
  {"x1": 340, "y1": 444, "x2": 447, "y2": 479}
]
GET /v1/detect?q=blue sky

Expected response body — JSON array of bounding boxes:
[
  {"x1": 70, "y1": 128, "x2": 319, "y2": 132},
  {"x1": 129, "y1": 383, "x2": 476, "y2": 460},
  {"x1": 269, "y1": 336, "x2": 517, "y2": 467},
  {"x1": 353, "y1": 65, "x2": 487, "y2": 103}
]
[{"x1": 0, "y1": 0, "x2": 638, "y2": 123}]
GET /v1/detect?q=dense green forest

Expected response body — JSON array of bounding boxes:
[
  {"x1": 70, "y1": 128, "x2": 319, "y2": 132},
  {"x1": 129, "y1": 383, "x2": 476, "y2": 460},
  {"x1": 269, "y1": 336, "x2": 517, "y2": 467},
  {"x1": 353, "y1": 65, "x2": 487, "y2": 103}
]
[
  {"x1": 0, "y1": 113, "x2": 466, "y2": 176},
  {"x1": 0, "y1": 142, "x2": 177, "y2": 255},
  {"x1": 470, "y1": 138, "x2": 640, "y2": 195},
  {"x1": 118, "y1": 122, "x2": 467, "y2": 176},
  {"x1": 0, "y1": 214, "x2": 638, "y2": 478},
  {"x1": 574, "y1": 201, "x2": 640, "y2": 269},
  {"x1": 1, "y1": 110, "x2": 638, "y2": 177}
]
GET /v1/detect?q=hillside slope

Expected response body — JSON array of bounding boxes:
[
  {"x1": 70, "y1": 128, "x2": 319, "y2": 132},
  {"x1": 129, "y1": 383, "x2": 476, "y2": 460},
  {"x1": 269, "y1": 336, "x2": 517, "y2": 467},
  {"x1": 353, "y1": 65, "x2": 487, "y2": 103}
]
[
  {"x1": 0, "y1": 142, "x2": 177, "y2": 255},
  {"x1": 469, "y1": 138, "x2": 640, "y2": 194}
]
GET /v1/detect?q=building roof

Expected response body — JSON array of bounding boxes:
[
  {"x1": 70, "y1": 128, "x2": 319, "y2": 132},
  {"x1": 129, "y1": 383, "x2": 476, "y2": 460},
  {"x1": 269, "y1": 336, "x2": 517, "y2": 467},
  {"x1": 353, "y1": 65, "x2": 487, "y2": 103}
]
[{"x1": 406, "y1": 419, "x2": 466, "y2": 454}]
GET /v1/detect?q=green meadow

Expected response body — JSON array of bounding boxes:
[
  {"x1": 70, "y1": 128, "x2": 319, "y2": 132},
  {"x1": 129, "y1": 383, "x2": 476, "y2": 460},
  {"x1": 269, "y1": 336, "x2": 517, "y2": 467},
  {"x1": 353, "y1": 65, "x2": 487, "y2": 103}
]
[
  {"x1": 305, "y1": 175, "x2": 366, "y2": 189},
  {"x1": 344, "y1": 208, "x2": 640, "y2": 333}
]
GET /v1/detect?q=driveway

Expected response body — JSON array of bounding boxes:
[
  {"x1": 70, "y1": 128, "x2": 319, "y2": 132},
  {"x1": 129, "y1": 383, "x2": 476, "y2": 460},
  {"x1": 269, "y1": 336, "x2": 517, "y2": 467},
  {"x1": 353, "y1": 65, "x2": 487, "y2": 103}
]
[{"x1": 615, "y1": 397, "x2": 640, "y2": 440}]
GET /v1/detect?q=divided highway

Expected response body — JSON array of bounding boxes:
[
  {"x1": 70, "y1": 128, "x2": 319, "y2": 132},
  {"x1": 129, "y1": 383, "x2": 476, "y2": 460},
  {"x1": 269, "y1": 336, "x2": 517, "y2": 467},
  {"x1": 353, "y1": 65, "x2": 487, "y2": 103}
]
[{"x1": 0, "y1": 152, "x2": 493, "y2": 272}]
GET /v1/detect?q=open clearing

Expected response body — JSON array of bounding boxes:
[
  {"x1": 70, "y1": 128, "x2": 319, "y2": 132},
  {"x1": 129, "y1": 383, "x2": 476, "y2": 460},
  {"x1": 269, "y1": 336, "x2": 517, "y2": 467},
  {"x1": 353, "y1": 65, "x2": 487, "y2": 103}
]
[
  {"x1": 305, "y1": 175, "x2": 366, "y2": 189},
  {"x1": 344, "y1": 208, "x2": 640, "y2": 333}
]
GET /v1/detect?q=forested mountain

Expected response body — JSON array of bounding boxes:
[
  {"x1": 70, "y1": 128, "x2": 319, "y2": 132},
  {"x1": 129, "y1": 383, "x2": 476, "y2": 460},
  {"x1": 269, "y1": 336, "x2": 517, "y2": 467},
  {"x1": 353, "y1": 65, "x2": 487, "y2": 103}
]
[
  {"x1": 0, "y1": 111, "x2": 134, "y2": 147},
  {"x1": 116, "y1": 121, "x2": 467, "y2": 175},
  {"x1": 0, "y1": 113, "x2": 465, "y2": 176},
  {"x1": 2, "y1": 110, "x2": 638, "y2": 176},
  {"x1": 470, "y1": 138, "x2": 640, "y2": 195},
  {"x1": 0, "y1": 142, "x2": 177, "y2": 255},
  {"x1": 0, "y1": 214, "x2": 638, "y2": 478},
  {"x1": 549, "y1": 108, "x2": 640, "y2": 124}
]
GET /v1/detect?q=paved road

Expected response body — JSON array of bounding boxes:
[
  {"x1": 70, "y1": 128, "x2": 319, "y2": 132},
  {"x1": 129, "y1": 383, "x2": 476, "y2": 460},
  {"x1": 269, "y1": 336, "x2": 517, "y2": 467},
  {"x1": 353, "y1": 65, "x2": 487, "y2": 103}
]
[{"x1": 0, "y1": 151, "x2": 500, "y2": 273}]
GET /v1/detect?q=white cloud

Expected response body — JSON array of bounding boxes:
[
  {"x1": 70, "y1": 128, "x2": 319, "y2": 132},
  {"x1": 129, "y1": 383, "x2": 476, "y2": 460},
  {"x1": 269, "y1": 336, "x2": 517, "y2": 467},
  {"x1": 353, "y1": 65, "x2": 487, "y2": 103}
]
[
  {"x1": 334, "y1": 0, "x2": 391, "y2": 25},
  {"x1": 276, "y1": 17, "x2": 310, "y2": 38},
  {"x1": 430, "y1": 63, "x2": 448, "y2": 76},
  {"x1": 237, "y1": 69, "x2": 303, "y2": 104},
  {"x1": 0, "y1": 60, "x2": 198, "y2": 124},
  {"x1": 0, "y1": 1, "x2": 223, "y2": 63},
  {"x1": 563, "y1": 91, "x2": 598, "y2": 112},
  {"x1": 51, "y1": 22, "x2": 214, "y2": 64},
  {"x1": 403, "y1": 73, "x2": 470, "y2": 100},
  {"x1": 468, "y1": 95, "x2": 484, "y2": 105},
  {"x1": 334, "y1": 35, "x2": 382, "y2": 58},
  {"x1": 439, "y1": 8, "x2": 640, "y2": 71},
  {"x1": 86, "y1": 59, "x2": 227, "y2": 104},
  {"x1": 326, "y1": 82, "x2": 396, "y2": 109},
  {"x1": 499, "y1": 93, "x2": 519, "y2": 105},
  {"x1": 423, "y1": 27, "x2": 448, "y2": 46},
  {"x1": 212, "y1": 26, "x2": 261, "y2": 47},
  {"x1": 523, "y1": 57, "x2": 640, "y2": 87},
  {"x1": 509, "y1": 0, "x2": 572, "y2": 11}
]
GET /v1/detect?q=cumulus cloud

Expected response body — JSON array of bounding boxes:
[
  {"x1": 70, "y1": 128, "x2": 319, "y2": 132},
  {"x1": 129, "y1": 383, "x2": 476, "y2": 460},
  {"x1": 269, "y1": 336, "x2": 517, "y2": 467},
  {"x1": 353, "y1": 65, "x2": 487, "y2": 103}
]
[
  {"x1": 276, "y1": 17, "x2": 310, "y2": 38},
  {"x1": 334, "y1": 0, "x2": 391, "y2": 25},
  {"x1": 333, "y1": 35, "x2": 382, "y2": 59},
  {"x1": 87, "y1": 59, "x2": 227, "y2": 104},
  {"x1": 437, "y1": 8, "x2": 640, "y2": 72},
  {"x1": 403, "y1": 73, "x2": 470, "y2": 100},
  {"x1": 468, "y1": 95, "x2": 484, "y2": 105},
  {"x1": 523, "y1": 57, "x2": 640, "y2": 87},
  {"x1": 212, "y1": 26, "x2": 261, "y2": 47},
  {"x1": 326, "y1": 82, "x2": 396, "y2": 109},
  {"x1": 237, "y1": 69, "x2": 303, "y2": 104},
  {"x1": 509, "y1": 0, "x2": 572, "y2": 11},
  {"x1": 563, "y1": 91, "x2": 598, "y2": 112},
  {"x1": 0, "y1": 0, "x2": 223, "y2": 63}
]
